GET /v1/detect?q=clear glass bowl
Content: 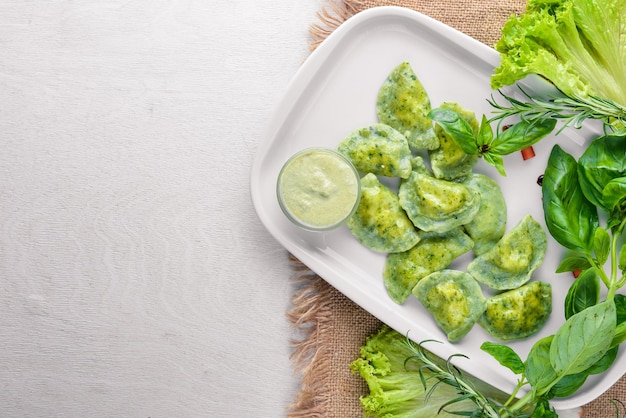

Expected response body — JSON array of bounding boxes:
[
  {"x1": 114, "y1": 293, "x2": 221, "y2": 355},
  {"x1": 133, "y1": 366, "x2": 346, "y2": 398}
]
[{"x1": 276, "y1": 148, "x2": 361, "y2": 231}]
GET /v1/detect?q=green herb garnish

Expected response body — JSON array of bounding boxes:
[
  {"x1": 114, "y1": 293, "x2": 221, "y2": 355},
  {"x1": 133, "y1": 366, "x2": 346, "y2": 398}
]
[
  {"x1": 488, "y1": 88, "x2": 626, "y2": 136},
  {"x1": 428, "y1": 107, "x2": 555, "y2": 175}
]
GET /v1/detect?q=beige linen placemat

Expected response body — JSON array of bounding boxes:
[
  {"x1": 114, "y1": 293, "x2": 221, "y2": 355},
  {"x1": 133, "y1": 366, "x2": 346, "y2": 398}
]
[{"x1": 287, "y1": 1, "x2": 626, "y2": 417}]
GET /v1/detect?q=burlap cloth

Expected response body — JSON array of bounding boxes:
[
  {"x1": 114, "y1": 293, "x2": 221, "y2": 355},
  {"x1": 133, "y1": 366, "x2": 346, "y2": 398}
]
[{"x1": 287, "y1": 1, "x2": 626, "y2": 417}]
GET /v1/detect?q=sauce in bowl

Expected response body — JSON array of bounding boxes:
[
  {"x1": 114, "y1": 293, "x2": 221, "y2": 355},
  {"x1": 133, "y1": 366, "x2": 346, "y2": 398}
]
[{"x1": 277, "y1": 148, "x2": 361, "y2": 231}]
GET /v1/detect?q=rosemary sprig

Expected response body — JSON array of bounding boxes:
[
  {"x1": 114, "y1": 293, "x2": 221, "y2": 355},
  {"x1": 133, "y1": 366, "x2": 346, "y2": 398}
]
[
  {"x1": 404, "y1": 338, "x2": 506, "y2": 418},
  {"x1": 488, "y1": 87, "x2": 626, "y2": 135}
]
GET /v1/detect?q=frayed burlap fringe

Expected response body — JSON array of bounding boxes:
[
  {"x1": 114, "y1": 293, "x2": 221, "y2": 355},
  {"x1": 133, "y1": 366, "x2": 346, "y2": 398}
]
[
  {"x1": 309, "y1": 0, "x2": 362, "y2": 51},
  {"x1": 286, "y1": 253, "x2": 382, "y2": 418},
  {"x1": 286, "y1": 255, "x2": 334, "y2": 417}
]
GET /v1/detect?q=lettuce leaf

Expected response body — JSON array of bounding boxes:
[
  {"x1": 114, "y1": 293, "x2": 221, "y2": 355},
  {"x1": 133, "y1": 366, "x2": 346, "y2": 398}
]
[
  {"x1": 350, "y1": 326, "x2": 479, "y2": 417},
  {"x1": 491, "y1": 0, "x2": 626, "y2": 106}
]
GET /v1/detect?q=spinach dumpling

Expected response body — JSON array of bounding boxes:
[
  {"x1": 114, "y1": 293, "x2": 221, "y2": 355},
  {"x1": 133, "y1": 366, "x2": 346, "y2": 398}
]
[
  {"x1": 398, "y1": 157, "x2": 480, "y2": 233},
  {"x1": 462, "y1": 173, "x2": 507, "y2": 255},
  {"x1": 479, "y1": 281, "x2": 552, "y2": 341},
  {"x1": 429, "y1": 102, "x2": 479, "y2": 180},
  {"x1": 338, "y1": 123, "x2": 412, "y2": 179},
  {"x1": 347, "y1": 173, "x2": 420, "y2": 253},
  {"x1": 467, "y1": 215, "x2": 547, "y2": 290},
  {"x1": 413, "y1": 270, "x2": 486, "y2": 342},
  {"x1": 376, "y1": 62, "x2": 438, "y2": 150},
  {"x1": 383, "y1": 228, "x2": 474, "y2": 304}
]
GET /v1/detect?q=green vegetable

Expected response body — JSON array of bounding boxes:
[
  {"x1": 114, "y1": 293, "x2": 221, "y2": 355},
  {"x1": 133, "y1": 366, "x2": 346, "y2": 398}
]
[
  {"x1": 551, "y1": 135, "x2": 626, "y2": 295},
  {"x1": 350, "y1": 325, "x2": 500, "y2": 417},
  {"x1": 428, "y1": 107, "x2": 555, "y2": 175},
  {"x1": 489, "y1": 0, "x2": 626, "y2": 135},
  {"x1": 541, "y1": 145, "x2": 598, "y2": 253},
  {"x1": 492, "y1": 0, "x2": 626, "y2": 105},
  {"x1": 563, "y1": 268, "x2": 600, "y2": 319},
  {"x1": 577, "y1": 134, "x2": 626, "y2": 213}
]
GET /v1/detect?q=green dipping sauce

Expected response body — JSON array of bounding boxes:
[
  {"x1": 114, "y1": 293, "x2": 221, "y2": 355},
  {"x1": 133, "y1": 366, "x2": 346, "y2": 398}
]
[{"x1": 277, "y1": 148, "x2": 361, "y2": 231}]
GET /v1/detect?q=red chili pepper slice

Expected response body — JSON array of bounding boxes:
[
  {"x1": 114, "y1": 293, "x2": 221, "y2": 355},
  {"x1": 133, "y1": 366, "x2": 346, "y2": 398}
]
[{"x1": 521, "y1": 146, "x2": 535, "y2": 160}]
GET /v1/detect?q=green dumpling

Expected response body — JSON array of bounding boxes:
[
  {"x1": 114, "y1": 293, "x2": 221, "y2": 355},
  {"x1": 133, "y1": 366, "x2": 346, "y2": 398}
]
[
  {"x1": 398, "y1": 157, "x2": 480, "y2": 233},
  {"x1": 462, "y1": 173, "x2": 507, "y2": 255},
  {"x1": 467, "y1": 215, "x2": 547, "y2": 290},
  {"x1": 383, "y1": 228, "x2": 474, "y2": 304},
  {"x1": 376, "y1": 61, "x2": 438, "y2": 150},
  {"x1": 347, "y1": 173, "x2": 420, "y2": 253},
  {"x1": 479, "y1": 281, "x2": 552, "y2": 341},
  {"x1": 429, "y1": 102, "x2": 479, "y2": 180},
  {"x1": 338, "y1": 123, "x2": 412, "y2": 179},
  {"x1": 413, "y1": 270, "x2": 486, "y2": 342}
]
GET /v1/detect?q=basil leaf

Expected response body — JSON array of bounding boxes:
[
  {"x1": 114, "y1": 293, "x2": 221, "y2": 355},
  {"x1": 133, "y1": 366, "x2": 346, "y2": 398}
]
[
  {"x1": 476, "y1": 114, "x2": 494, "y2": 150},
  {"x1": 619, "y1": 245, "x2": 626, "y2": 272},
  {"x1": 550, "y1": 372, "x2": 587, "y2": 398},
  {"x1": 602, "y1": 177, "x2": 626, "y2": 213},
  {"x1": 550, "y1": 299, "x2": 616, "y2": 376},
  {"x1": 480, "y1": 341, "x2": 525, "y2": 375},
  {"x1": 428, "y1": 108, "x2": 478, "y2": 155},
  {"x1": 555, "y1": 255, "x2": 591, "y2": 273},
  {"x1": 593, "y1": 227, "x2": 611, "y2": 265},
  {"x1": 483, "y1": 153, "x2": 506, "y2": 176},
  {"x1": 607, "y1": 215, "x2": 623, "y2": 231},
  {"x1": 489, "y1": 118, "x2": 556, "y2": 155},
  {"x1": 531, "y1": 399, "x2": 558, "y2": 418},
  {"x1": 615, "y1": 294, "x2": 626, "y2": 324},
  {"x1": 611, "y1": 322, "x2": 626, "y2": 348},
  {"x1": 550, "y1": 346, "x2": 616, "y2": 397},
  {"x1": 526, "y1": 336, "x2": 557, "y2": 395},
  {"x1": 564, "y1": 268, "x2": 600, "y2": 319},
  {"x1": 542, "y1": 145, "x2": 598, "y2": 252},
  {"x1": 582, "y1": 345, "x2": 619, "y2": 375},
  {"x1": 578, "y1": 134, "x2": 626, "y2": 211}
]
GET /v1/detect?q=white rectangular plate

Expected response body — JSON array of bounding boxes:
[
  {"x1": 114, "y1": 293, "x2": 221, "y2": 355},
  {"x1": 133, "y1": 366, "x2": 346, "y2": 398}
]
[{"x1": 250, "y1": 6, "x2": 623, "y2": 410}]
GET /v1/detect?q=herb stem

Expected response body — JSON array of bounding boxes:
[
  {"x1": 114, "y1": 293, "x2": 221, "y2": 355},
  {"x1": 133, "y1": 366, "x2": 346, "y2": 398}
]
[
  {"x1": 406, "y1": 339, "x2": 502, "y2": 417},
  {"x1": 501, "y1": 390, "x2": 534, "y2": 417},
  {"x1": 499, "y1": 379, "x2": 526, "y2": 412},
  {"x1": 608, "y1": 217, "x2": 626, "y2": 299},
  {"x1": 488, "y1": 88, "x2": 626, "y2": 135},
  {"x1": 589, "y1": 253, "x2": 611, "y2": 288},
  {"x1": 609, "y1": 231, "x2": 620, "y2": 298}
]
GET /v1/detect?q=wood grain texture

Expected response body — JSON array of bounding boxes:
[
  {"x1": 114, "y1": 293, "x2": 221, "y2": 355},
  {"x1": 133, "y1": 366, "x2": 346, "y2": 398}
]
[{"x1": 0, "y1": 1, "x2": 323, "y2": 416}]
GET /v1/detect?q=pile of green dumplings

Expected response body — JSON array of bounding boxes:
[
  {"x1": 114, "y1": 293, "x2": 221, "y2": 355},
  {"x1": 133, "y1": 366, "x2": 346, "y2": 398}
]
[{"x1": 336, "y1": 62, "x2": 552, "y2": 343}]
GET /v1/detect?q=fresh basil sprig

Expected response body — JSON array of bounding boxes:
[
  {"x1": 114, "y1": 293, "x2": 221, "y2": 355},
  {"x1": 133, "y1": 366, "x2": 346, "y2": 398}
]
[
  {"x1": 428, "y1": 107, "x2": 556, "y2": 175},
  {"x1": 475, "y1": 135, "x2": 626, "y2": 417}
]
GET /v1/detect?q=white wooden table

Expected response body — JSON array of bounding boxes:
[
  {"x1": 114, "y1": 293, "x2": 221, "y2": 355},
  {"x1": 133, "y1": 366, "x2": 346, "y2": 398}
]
[
  {"x1": 0, "y1": 1, "x2": 323, "y2": 416},
  {"x1": 0, "y1": 1, "x2": 587, "y2": 416}
]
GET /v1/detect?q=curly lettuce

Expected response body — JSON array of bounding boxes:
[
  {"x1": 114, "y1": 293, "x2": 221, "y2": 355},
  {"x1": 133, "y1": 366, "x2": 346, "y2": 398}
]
[
  {"x1": 350, "y1": 326, "x2": 479, "y2": 417},
  {"x1": 491, "y1": 0, "x2": 626, "y2": 107}
]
